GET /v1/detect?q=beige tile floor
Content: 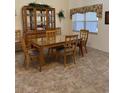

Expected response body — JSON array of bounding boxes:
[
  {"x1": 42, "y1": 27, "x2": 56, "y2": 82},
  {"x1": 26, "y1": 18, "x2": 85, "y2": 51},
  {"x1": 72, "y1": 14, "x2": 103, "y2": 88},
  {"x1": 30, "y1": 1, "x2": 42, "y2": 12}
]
[{"x1": 15, "y1": 47, "x2": 109, "y2": 93}]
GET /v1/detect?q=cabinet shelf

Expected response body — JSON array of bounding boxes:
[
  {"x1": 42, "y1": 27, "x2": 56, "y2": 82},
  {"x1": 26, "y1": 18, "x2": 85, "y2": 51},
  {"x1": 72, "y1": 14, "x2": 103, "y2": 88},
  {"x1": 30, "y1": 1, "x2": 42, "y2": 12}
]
[{"x1": 26, "y1": 14, "x2": 33, "y2": 16}]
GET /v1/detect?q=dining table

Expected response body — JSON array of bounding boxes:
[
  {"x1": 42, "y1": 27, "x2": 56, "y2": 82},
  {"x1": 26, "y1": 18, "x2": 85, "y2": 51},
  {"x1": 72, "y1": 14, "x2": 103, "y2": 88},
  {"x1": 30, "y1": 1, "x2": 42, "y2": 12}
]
[{"x1": 31, "y1": 34, "x2": 84, "y2": 71}]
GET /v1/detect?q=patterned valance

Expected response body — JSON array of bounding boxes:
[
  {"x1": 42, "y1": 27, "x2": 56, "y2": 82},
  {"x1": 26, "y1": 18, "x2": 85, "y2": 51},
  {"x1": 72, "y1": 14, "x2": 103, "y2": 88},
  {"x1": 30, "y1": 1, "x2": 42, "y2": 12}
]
[{"x1": 70, "y1": 4, "x2": 103, "y2": 19}]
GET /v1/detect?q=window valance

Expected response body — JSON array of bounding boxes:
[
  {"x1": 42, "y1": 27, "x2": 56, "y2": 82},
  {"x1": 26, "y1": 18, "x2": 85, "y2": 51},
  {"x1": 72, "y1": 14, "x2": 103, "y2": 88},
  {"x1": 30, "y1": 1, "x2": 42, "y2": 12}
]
[{"x1": 70, "y1": 4, "x2": 103, "y2": 19}]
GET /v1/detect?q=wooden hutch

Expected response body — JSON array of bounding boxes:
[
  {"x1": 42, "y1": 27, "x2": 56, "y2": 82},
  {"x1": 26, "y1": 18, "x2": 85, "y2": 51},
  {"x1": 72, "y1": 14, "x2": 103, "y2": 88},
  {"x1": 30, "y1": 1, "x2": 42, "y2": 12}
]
[{"x1": 22, "y1": 4, "x2": 56, "y2": 47}]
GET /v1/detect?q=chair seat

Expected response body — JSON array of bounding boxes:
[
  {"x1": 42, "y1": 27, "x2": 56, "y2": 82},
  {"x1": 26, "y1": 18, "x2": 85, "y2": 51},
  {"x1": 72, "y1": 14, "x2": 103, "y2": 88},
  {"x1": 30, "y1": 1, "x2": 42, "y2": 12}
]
[
  {"x1": 56, "y1": 47, "x2": 74, "y2": 56},
  {"x1": 65, "y1": 48, "x2": 74, "y2": 52},
  {"x1": 28, "y1": 49, "x2": 40, "y2": 56}
]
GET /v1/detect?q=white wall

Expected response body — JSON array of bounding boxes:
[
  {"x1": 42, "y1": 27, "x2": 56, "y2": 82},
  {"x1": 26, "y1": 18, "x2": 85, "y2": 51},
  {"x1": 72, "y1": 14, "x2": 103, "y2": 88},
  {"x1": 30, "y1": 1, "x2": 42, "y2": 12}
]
[
  {"x1": 15, "y1": 0, "x2": 70, "y2": 35},
  {"x1": 15, "y1": 0, "x2": 34, "y2": 30},
  {"x1": 69, "y1": 0, "x2": 109, "y2": 52}
]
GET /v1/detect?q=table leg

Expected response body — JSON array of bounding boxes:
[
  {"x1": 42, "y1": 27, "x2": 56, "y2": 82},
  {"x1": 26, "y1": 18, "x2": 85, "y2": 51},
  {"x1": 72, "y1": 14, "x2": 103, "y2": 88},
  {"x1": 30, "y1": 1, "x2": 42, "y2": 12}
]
[{"x1": 39, "y1": 48, "x2": 45, "y2": 72}]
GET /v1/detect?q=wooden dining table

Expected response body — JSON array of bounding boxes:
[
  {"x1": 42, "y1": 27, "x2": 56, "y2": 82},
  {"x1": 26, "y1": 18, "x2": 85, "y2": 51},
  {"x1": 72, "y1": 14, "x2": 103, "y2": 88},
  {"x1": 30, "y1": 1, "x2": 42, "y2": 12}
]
[{"x1": 31, "y1": 35, "x2": 84, "y2": 71}]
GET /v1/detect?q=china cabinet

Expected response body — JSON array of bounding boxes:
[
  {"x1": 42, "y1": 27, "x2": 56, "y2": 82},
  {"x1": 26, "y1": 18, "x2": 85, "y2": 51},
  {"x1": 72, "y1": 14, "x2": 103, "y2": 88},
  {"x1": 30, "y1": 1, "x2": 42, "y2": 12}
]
[{"x1": 22, "y1": 5, "x2": 56, "y2": 47}]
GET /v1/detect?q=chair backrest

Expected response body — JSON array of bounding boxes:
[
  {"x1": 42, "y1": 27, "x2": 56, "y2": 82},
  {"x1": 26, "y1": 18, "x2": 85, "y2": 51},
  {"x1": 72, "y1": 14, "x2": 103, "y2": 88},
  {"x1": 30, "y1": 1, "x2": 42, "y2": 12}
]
[
  {"x1": 80, "y1": 29, "x2": 89, "y2": 45},
  {"x1": 15, "y1": 30, "x2": 21, "y2": 42},
  {"x1": 56, "y1": 27, "x2": 61, "y2": 35},
  {"x1": 46, "y1": 30, "x2": 56, "y2": 41},
  {"x1": 64, "y1": 35, "x2": 78, "y2": 52}
]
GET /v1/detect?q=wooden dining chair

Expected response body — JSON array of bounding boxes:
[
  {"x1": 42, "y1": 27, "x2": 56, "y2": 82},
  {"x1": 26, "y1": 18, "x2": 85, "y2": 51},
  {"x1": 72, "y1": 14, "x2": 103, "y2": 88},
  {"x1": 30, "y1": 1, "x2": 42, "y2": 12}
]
[
  {"x1": 21, "y1": 37, "x2": 41, "y2": 71},
  {"x1": 78, "y1": 29, "x2": 89, "y2": 56},
  {"x1": 46, "y1": 30, "x2": 56, "y2": 40},
  {"x1": 46, "y1": 30, "x2": 56, "y2": 54},
  {"x1": 15, "y1": 30, "x2": 22, "y2": 51},
  {"x1": 56, "y1": 27, "x2": 61, "y2": 35},
  {"x1": 56, "y1": 35, "x2": 78, "y2": 67},
  {"x1": 15, "y1": 30, "x2": 21, "y2": 42}
]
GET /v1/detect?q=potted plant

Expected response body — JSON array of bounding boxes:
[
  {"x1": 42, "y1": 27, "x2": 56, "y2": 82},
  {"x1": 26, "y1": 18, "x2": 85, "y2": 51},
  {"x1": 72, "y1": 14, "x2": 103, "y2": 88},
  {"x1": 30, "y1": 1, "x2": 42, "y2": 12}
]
[{"x1": 58, "y1": 10, "x2": 65, "y2": 22}]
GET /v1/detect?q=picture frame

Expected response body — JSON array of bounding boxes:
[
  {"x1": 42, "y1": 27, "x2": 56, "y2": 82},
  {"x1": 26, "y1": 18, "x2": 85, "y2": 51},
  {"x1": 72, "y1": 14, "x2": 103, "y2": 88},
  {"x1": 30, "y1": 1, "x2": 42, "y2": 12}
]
[{"x1": 105, "y1": 11, "x2": 109, "y2": 24}]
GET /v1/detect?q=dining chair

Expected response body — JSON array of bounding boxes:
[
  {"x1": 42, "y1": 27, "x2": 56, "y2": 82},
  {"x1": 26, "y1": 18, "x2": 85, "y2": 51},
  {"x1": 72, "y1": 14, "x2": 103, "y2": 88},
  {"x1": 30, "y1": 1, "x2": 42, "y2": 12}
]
[
  {"x1": 15, "y1": 30, "x2": 22, "y2": 51},
  {"x1": 56, "y1": 35, "x2": 78, "y2": 67},
  {"x1": 46, "y1": 30, "x2": 56, "y2": 54},
  {"x1": 46, "y1": 30, "x2": 56, "y2": 40},
  {"x1": 15, "y1": 30, "x2": 21, "y2": 42},
  {"x1": 78, "y1": 29, "x2": 89, "y2": 56},
  {"x1": 21, "y1": 37, "x2": 41, "y2": 71},
  {"x1": 56, "y1": 27, "x2": 61, "y2": 35}
]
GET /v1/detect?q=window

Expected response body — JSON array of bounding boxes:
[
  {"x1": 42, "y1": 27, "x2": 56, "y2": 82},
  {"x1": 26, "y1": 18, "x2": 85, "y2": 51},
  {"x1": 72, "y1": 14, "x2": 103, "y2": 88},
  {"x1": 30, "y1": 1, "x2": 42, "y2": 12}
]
[{"x1": 72, "y1": 12, "x2": 98, "y2": 33}]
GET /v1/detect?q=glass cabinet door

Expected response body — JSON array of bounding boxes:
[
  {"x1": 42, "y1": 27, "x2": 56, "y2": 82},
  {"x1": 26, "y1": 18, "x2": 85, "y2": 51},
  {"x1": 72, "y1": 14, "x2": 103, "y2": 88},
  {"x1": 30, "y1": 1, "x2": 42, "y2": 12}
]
[
  {"x1": 26, "y1": 9, "x2": 35, "y2": 31},
  {"x1": 41, "y1": 10, "x2": 47, "y2": 30},
  {"x1": 36, "y1": 10, "x2": 45, "y2": 31},
  {"x1": 48, "y1": 9, "x2": 55, "y2": 30}
]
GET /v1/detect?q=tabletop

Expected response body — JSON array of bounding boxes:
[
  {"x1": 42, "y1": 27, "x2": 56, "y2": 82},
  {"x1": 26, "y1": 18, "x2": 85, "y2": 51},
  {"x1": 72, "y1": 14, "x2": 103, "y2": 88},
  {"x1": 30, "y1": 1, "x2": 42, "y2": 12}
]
[
  {"x1": 31, "y1": 35, "x2": 66, "y2": 48},
  {"x1": 31, "y1": 34, "x2": 81, "y2": 48}
]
